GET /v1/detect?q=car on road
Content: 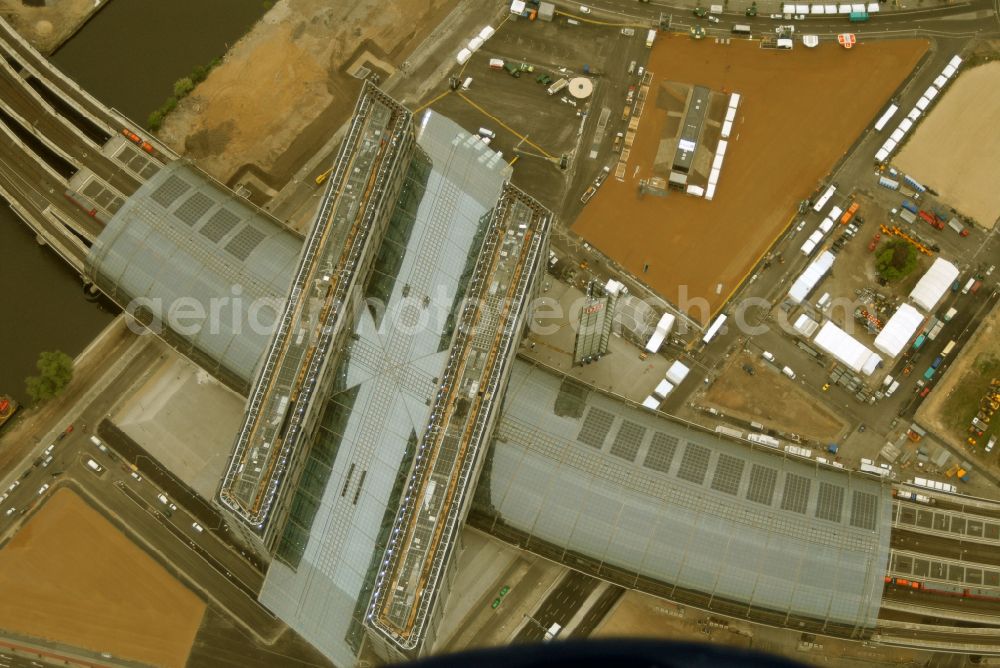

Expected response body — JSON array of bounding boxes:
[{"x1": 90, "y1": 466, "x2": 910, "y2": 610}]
[
  {"x1": 43, "y1": 444, "x2": 55, "y2": 456},
  {"x1": 156, "y1": 493, "x2": 176, "y2": 512},
  {"x1": 86, "y1": 458, "x2": 104, "y2": 473},
  {"x1": 762, "y1": 351, "x2": 775, "y2": 362},
  {"x1": 795, "y1": 220, "x2": 806, "y2": 232},
  {"x1": 920, "y1": 386, "x2": 932, "y2": 398},
  {"x1": 7, "y1": 481, "x2": 18, "y2": 492},
  {"x1": 580, "y1": 5, "x2": 591, "y2": 13},
  {"x1": 770, "y1": 13, "x2": 783, "y2": 18},
  {"x1": 192, "y1": 522, "x2": 204, "y2": 533},
  {"x1": 37, "y1": 483, "x2": 49, "y2": 496},
  {"x1": 4, "y1": 508, "x2": 15, "y2": 517},
  {"x1": 130, "y1": 471, "x2": 143, "y2": 482},
  {"x1": 0, "y1": 493, "x2": 7, "y2": 504},
  {"x1": 793, "y1": 13, "x2": 806, "y2": 19},
  {"x1": 708, "y1": 15, "x2": 720, "y2": 23},
  {"x1": 857, "y1": 423, "x2": 866, "y2": 433},
  {"x1": 41, "y1": 455, "x2": 53, "y2": 468}
]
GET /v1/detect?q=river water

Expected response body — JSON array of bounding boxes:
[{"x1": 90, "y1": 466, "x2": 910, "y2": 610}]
[{"x1": 0, "y1": 0, "x2": 266, "y2": 404}]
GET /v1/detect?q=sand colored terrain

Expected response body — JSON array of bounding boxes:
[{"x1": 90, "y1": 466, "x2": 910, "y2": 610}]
[
  {"x1": 574, "y1": 38, "x2": 927, "y2": 322},
  {"x1": 895, "y1": 61, "x2": 1000, "y2": 229},
  {"x1": 158, "y1": 0, "x2": 453, "y2": 185},
  {"x1": 0, "y1": 0, "x2": 96, "y2": 53},
  {"x1": 700, "y1": 353, "x2": 846, "y2": 442},
  {"x1": 0, "y1": 488, "x2": 204, "y2": 667}
]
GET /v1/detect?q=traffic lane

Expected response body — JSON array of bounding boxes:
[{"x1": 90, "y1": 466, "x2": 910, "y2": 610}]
[
  {"x1": 73, "y1": 434, "x2": 263, "y2": 590},
  {"x1": 96, "y1": 418, "x2": 268, "y2": 574},
  {"x1": 68, "y1": 474, "x2": 283, "y2": 639},
  {"x1": 569, "y1": 584, "x2": 624, "y2": 638},
  {"x1": 515, "y1": 570, "x2": 598, "y2": 643}
]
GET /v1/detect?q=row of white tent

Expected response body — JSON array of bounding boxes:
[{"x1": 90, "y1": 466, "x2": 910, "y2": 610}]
[
  {"x1": 690, "y1": 92, "x2": 740, "y2": 201},
  {"x1": 456, "y1": 25, "x2": 497, "y2": 65},
  {"x1": 782, "y1": 2, "x2": 878, "y2": 13},
  {"x1": 642, "y1": 361, "x2": 691, "y2": 410},
  {"x1": 799, "y1": 204, "x2": 843, "y2": 256},
  {"x1": 875, "y1": 55, "x2": 962, "y2": 163}
]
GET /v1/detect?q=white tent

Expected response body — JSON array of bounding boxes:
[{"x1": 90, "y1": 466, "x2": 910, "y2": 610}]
[
  {"x1": 787, "y1": 251, "x2": 834, "y2": 304},
  {"x1": 644, "y1": 312, "x2": 676, "y2": 353},
  {"x1": 909, "y1": 257, "x2": 960, "y2": 311},
  {"x1": 793, "y1": 313, "x2": 820, "y2": 337},
  {"x1": 654, "y1": 379, "x2": 675, "y2": 399},
  {"x1": 874, "y1": 303, "x2": 924, "y2": 358},
  {"x1": 665, "y1": 360, "x2": 690, "y2": 385},
  {"x1": 813, "y1": 321, "x2": 882, "y2": 375},
  {"x1": 642, "y1": 395, "x2": 660, "y2": 410}
]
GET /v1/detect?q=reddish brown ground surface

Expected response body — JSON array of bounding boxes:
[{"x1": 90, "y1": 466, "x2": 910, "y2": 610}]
[
  {"x1": 0, "y1": 488, "x2": 204, "y2": 667},
  {"x1": 574, "y1": 37, "x2": 928, "y2": 323}
]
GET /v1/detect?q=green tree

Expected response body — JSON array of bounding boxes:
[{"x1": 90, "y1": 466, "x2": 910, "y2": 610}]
[
  {"x1": 25, "y1": 350, "x2": 74, "y2": 405},
  {"x1": 875, "y1": 240, "x2": 918, "y2": 282},
  {"x1": 173, "y1": 77, "x2": 195, "y2": 98}
]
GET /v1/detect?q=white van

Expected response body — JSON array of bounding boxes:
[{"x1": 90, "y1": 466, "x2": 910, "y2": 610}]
[
  {"x1": 761, "y1": 351, "x2": 775, "y2": 362},
  {"x1": 89, "y1": 435, "x2": 108, "y2": 453},
  {"x1": 627, "y1": 60, "x2": 636, "y2": 74},
  {"x1": 883, "y1": 375, "x2": 894, "y2": 388},
  {"x1": 86, "y1": 458, "x2": 104, "y2": 473},
  {"x1": 886, "y1": 380, "x2": 900, "y2": 396},
  {"x1": 782, "y1": 366, "x2": 796, "y2": 380},
  {"x1": 478, "y1": 127, "x2": 496, "y2": 139},
  {"x1": 461, "y1": 77, "x2": 473, "y2": 91}
]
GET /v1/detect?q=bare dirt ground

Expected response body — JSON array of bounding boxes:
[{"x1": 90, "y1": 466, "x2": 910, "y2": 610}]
[
  {"x1": 157, "y1": 0, "x2": 455, "y2": 186},
  {"x1": 917, "y1": 300, "x2": 999, "y2": 452},
  {"x1": 895, "y1": 61, "x2": 1000, "y2": 230},
  {"x1": 573, "y1": 38, "x2": 927, "y2": 323},
  {"x1": 0, "y1": 488, "x2": 204, "y2": 667},
  {"x1": 695, "y1": 352, "x2": 846, "y2": 442},
  {"x1": 0, "y1": 0, "x2": 97, "y2": 53},
  {"x1": 594, "y1": 591, "x2": 928, "y2": 667}
]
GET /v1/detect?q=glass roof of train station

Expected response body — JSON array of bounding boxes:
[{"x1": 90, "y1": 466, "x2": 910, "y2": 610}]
[
  {"x1": 86, "y1": 161, "x2": 302, "y2": 392},
  {"x1": 476, "y1": 360, "x2": 893, "y2": 631},
  {"x1": 258, "y1": 109, "x2": 511, "y2": 667}
]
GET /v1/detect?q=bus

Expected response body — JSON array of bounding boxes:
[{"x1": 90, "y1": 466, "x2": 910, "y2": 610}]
[
  {"x1": 731, "y1": 24, "x2": 752, "y2": 35},
  {"x1": 941, "y1": 340, "x2": 957, "y2": 357},
  {"x1": 646, "y1": 28, "x2": 657, "y2": 47}
]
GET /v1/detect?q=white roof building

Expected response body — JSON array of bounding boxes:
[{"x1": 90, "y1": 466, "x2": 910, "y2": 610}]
[
  {"x1": 909, "y1": 258, "x2": 960, "y2": 311},
  {"x1": 813, "y1": 321, "x2": 882, "y2": 375},
  {"x1": 654, "y1": 379, "x2": 675, "y2": 399},
  {"x1": 873, "y1": 303, "x2": 924, "y2": 358}
]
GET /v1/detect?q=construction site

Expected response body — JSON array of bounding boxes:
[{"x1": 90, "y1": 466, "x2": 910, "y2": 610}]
[{"x1": 573, "y1": 37, "x2": 927, "y2": 321}]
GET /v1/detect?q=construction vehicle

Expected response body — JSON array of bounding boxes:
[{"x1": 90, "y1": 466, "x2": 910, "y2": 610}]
[
  {"x1": 536, "y1": 74, "x2": 553, "y2": 85},
  {"x1": 840, "y1": 201, "x2": 859, "y2": 225},
  {"x1": 547, "y1": 78, "x2": 569, "y2": 95},
  {"x1": 690, "y1": 25, "x2": 707, "y2": 39},
  {"x1": 746, "y1": 2, "x2": 758, "y2": 16},
  {"x1": 693, "y1": 6, "x2": 708, "y2": 17},
  {"x1": 503, "y1": 62, "x2": 521, "y2": 78}
]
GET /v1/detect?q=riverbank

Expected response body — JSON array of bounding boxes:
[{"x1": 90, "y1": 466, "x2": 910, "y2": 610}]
[
  {"x1": 0, "y1": 0, "x2": 108, "y2": 54},
  {"x1": 156, "y1": 0, "x2": 455, "y2": 187}
]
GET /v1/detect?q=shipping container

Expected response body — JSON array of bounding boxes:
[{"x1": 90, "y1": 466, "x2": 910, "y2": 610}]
[
  {"x1": 901, "y1": 199, "x2": 919, "y2": 214},
  {"x1": 878, "y1": 176, "x2": 899, "y2": 190},
  {"x1": 899, "y1": 209, "x2": 916, "y2": 225},
  {"x1": 903, "y1": 174, "x2": 926, "y2": 192}
]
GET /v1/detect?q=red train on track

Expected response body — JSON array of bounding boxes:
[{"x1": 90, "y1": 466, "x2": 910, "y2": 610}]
[{"x1": 885, "y1": 577, "x2": 1000, "y2": 602}]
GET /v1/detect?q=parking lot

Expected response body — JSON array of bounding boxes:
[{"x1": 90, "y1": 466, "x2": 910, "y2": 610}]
[{"x1": 427, "y1": 13, "x2": 654, "y2": 216}]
